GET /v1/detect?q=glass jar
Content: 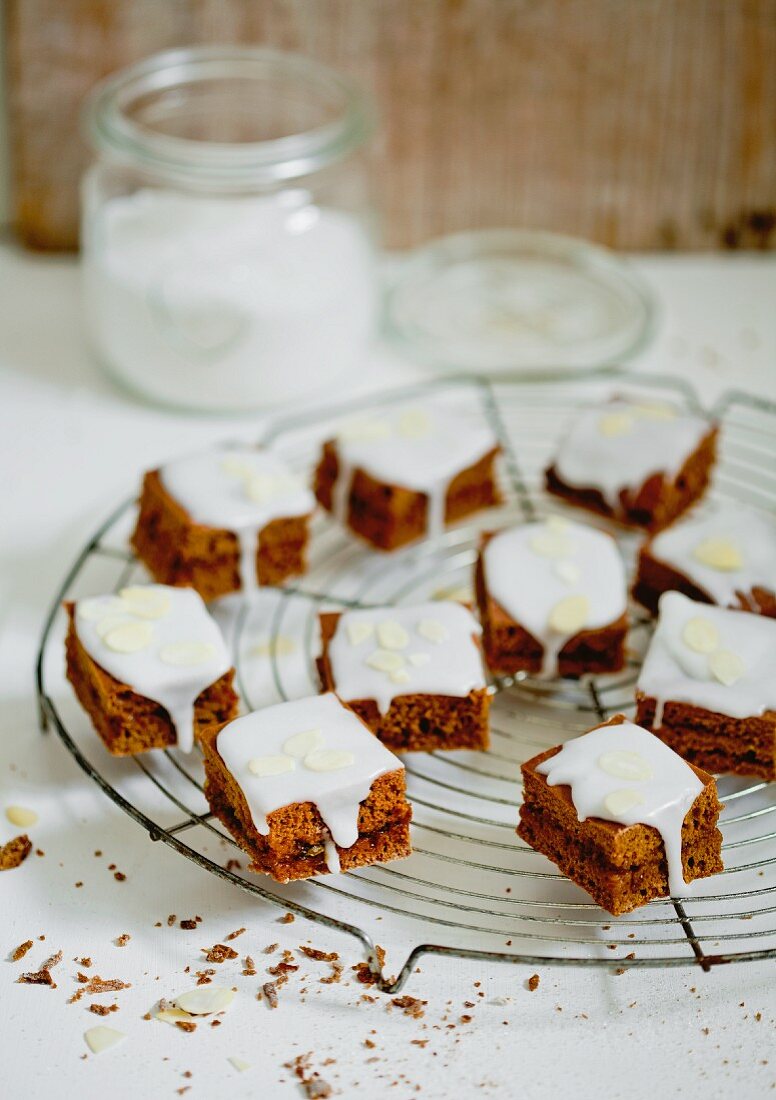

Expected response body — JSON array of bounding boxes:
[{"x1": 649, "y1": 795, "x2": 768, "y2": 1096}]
[{"x1": 81, "y1": 47, "x2": 378, "y2": 413}]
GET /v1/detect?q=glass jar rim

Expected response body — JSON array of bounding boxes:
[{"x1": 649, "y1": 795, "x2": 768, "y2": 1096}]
[{"x1": 83, "y1": 45, "x2": 373, "y2": 184}]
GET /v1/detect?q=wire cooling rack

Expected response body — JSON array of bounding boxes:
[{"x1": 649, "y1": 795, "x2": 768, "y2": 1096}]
[{"x1": 36, "y1": 373, "x2": 776, "y2": 992}]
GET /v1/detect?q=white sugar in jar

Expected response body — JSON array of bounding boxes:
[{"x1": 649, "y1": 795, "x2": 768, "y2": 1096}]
[{"x1": 81, "y1": 48, "x2": 378, "y2": 412}]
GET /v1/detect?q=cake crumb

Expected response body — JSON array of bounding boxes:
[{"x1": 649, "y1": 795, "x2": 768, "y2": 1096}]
[
  {"x1": 69, "y1": 975, "x2": 131, "y2": 1004},
  {"x1": 242, "y1": 957, "x2": 257, "y2": 977},
  {"x1": 203, "y1": 944, "x2": 238, "y2": 964},
  {"x1": 0, "y1": 834, "x2": 32, "y2": 870},
  {"x1": 391, "y1": 996, "x2": 427, "y2": 1019},
  {"x1": 262, "y1": 982, "x2": 279, "y2": 1009},
  {"x1": 224, "y1": 928, "x2": 246, "y2": 941},
  {"x1": 11, "y1": 939, "x2": 34, "y2": 961},
  {"x1": 176, "y1": 1021, "x2": 197, "y2": 1033},
  {"x1": 286, "y1": 1053, "x2": 332, "y2": 1099},
  {"x1": 321, "y1": 961, "x2": 344, "y2": 985},
  {"x1": 298, "y1": 946, "x2": 338, "y2": 963},
  {"x1": 18, "y1": 968, "x2": 57, "y2": 987},
  {"x1": 263, "y1": 943, "x2": 279, "y2": 954},
  {"x1": 115, "y1": 934, "x2": 131, "y2": 947},
  {"x1": 113, "y1": 872, "x2": 126, "y2": 882},
  {"x1": 527, "y1": 974, "x2": 540, "y2": 991},
  {"x1": 88, "y1": 1003, "x2": 119, "y2": 1016},
  {"x1": 278, "y1": 912, "x2": 295, "y2": 924}
]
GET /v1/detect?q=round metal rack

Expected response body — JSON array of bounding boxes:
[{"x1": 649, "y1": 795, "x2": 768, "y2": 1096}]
[{"x1": 36, "y1": 373, "x2": 776, "y2": 992}]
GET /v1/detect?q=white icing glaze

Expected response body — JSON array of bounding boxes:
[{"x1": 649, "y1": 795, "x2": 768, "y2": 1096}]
[
  {"x1": 481, "y1": 518, "x2": 627, "y2": 677},
  {"x1": 637, "y1": 591, "x2": 776, "y2": 722},
  {"x1": 330, "y1": 405, "x2": 498, "y2": 539},
  {"x1": 536, "y1": 719, "x2": 704, "y2": 897},
  {"x1": 215, "y1": 693, "x2": 403, "y2": 873},
  {"x1": 327, "y1": 602, "x2": 485, "y2": 715},
  {"x1": 160, "y1": 447, "x2": 314, "y2": 592},
  {"x1": 553, "y1": 398, "x2": 711, "y2": 513},
  {"x1": 648, "y1": 501, "x2": 776, "y2": 609},
  {"x1": 75, "y1": 585, "x2": 231, "y2": 752}
]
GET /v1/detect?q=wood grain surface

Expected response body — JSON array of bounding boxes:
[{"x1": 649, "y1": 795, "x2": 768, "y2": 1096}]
[{"x1": 5, "y1": 0, "x2": 776, "y2": 251}]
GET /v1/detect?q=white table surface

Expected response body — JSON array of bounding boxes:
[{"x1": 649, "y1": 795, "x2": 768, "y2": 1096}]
[{"x1": 1, "y1": 244, "x2": 775, "y2": 1099}]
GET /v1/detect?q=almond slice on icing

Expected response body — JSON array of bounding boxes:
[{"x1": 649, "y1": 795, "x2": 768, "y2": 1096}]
[
  {"x1": 377, "y1": 620, "x2": 410, "y2": 650},
  {"x1": 692, "y1": 536, "x2": 743, "y2": 572},
  {"x1": 598, "y1": 412, "x2": 634, "y2": 438},
  {"x1": 547, "y1": 594, "x2": 589, "y2": 635},
  {"x1": 604, "y1": 789, "x2": 645, "y2": 816},
  {"x1": 103, "y1": 621, "x2": 154, "y2": 654},
  {"x1": 709, "y1": 649, "x2": 745, "y2": 686},
  {"x1": 598, "y1": 750, "x2": 653, "y2": 782},
  {"x1": 78, "y1": 596, "x2": 126, "y2": 621},
  {"x1": 346, "y1": 620, "x2": 374, "y2": 647},
  {"x1": 529, "y1": 530, "x2": 575, "y2": 559},
  {"x1": 247, "y1": 755, "x2": 295, "y2": 778},
  {"x1": 554, "y1": 561, "x2": 581, "y2": 585},
  {"x1": 304, "y1": 749, "x2": 355, "y2": 773},
  {"x1": 119, "y1": 586, "x2": 171, "y2": 619},
  {"x1": 366, "y1": 649, "x2": 405, "y2": 673},
  {"x1": 681, "y1": 617, "x2": 719, "y2": 654},
  {"x1": 283, "y1": 729, "x2": 324, "y2": 758},
  {"x1": 417, "y1": 619, "x2": 448, "y2": 644}
]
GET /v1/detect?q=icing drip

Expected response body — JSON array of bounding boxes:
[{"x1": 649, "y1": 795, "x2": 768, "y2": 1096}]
[
  {"x1": 75, "y1": 585, "x2": 231, "y2": 752},
  {"x1": 159, "y1": 447, "x2": 314, "y2": 592},
  {"x1": 215, "y1": 694, "x2": 402, "y2": 871},
  {"x1": 327, "y1": 602, "x2": 485, "y2": 715},
  {"x1": 481, "y1": 518, "x2": 627, "y2": 678},
  {"x1": 637, "y1": 591, "x2": 776, "y2": 723},
  {"x1": 648, "y1": 501, "x2": 776, "y2": 609},
  {"x1": 324, "y1": 836, "x2": 341, "y2": 874},
  {"x1": 537, "y1": 720, "x2": 704, "y2": 897},
  {"x1": 553, "y1": 399, "x2": 711, "y2": 513},
  {"x1": 330, "y1": 405, "x2": 497, "y2": 540}
]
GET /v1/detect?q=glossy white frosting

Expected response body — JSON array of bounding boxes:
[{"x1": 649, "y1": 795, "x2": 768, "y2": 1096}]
[
  {"x1": 536, "y1": 719, "x2": 705, "y2": 897},
  {"x1": 648, "y1": 501, "x2": 776, "y2": 610},
  {"x1": 75, "y1": 584, "x2": 231, "y2": 752},
  {"x1": 326, "y1": 601, "x2": 485, "y2": 715},
  {"x1": 637, "y1": 590, "x2": 776, "y2": 724},
  {"x1": 330, "y1": 405, "x2": 498, "y2": 538},
  {"x1": 215, "y1": 693, "x2": 403, "y2": 873},
  {"x1": 481, "y1": 517, "x2": 627, "y2": 676},
  {"x1": 553, "y1": 398, "x2": 711, "y2": 512},
  {"x1": 160, "y1": 447, "x2": 314, "y2": 591}
]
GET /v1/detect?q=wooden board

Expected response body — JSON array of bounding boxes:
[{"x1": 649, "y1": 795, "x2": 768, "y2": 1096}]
[{"x1": 5, "y1": 0, "x2": 776, "y2": 251}]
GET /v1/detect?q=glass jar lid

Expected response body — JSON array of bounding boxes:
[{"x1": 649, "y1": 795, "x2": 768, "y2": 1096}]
[
  {"x1": 384, "y1": 229, "x2": 658, "y2": 377},
  {"x1": 84, "y1": 46, "x2": 373, "y2": 186}
]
